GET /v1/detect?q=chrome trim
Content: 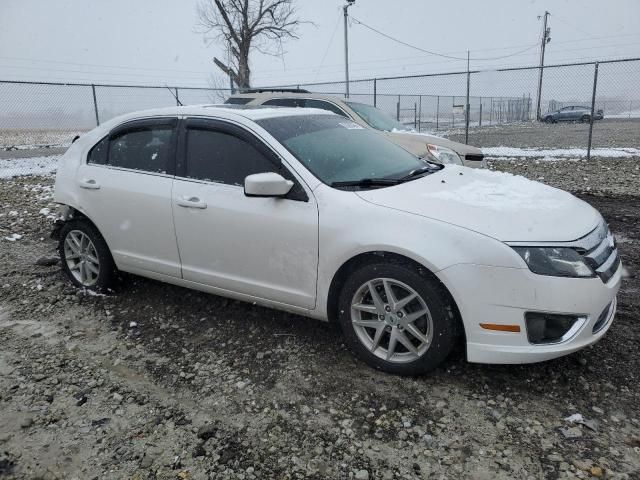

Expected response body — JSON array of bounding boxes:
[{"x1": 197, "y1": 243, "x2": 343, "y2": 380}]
[
  {"x1": 86, "y1": 164, "x2": 174, "y2": 178},
  {"x1": 558, "y1": 317, "x2": 588, "y2": 343},
  {"x1": 506, "y1": 219, "x2": 607, "y2": 250},
  {"x1": 593, "y1": 297, "x2": 616, "y2": 333}
]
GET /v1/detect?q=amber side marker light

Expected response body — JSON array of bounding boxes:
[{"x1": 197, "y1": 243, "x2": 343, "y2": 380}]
[{"x1": 479, "y1": 323, "x2": 521, "y2": 333}]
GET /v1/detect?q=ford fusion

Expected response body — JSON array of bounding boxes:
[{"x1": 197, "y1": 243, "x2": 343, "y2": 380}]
[{"x1": 53, "y1": 106, "x2": 621, "y2": 375}]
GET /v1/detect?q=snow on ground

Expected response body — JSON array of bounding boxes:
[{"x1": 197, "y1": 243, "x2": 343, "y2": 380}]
[
  {"x1": 483, "y1": 146, "x2": 640, "y2": 159},
  {"x1": 2, "y1": 142, "x2": 70, "y2": 151},
  {"x1": 0, "y1": 156, "x2": 59, "y2": 179},
  {"x1": 0, "y1": 130, "x2": 81, "y2": 149},
  {"x1": 606, "y1": 110, "x2": 640, "y2": 119}
]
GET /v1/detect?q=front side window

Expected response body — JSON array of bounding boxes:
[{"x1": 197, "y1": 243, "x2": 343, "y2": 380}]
[
  {"x1": 185, "y1": 128, "x2": 277, "y2": 186},
  {"x1": 109, "y1": 126, "x2": 173, "y2": 173},
  {"x1": 346, "y1": 101, "x2": 410, "y2": 132},
  {"x1": 257, "y1": 115, "x2": 425, "y2": 185}
]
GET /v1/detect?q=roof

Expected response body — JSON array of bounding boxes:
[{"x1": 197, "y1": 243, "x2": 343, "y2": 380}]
[
  {"x1": 228, "y1": 91, "x2": 347, "y2": 103},
  {"x1": 238, "y1": 88, "x2": 311, "y2": 94}
]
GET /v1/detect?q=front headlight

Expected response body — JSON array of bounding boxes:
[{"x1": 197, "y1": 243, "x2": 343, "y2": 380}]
[
  {"x1": 513, "y1": 247, "x2": 595, "y2": 278},
  {"x1": 426, "y1": 144, "x2": 463, "y2": 165}
]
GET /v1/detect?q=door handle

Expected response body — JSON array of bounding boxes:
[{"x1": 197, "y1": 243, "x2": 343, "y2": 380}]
[
  {"x1": 176, "y1": 196, "x2": 207, "y2": 209},
  {"x1": 79, "y1": 178, "x2": 100, "y2": 189}
]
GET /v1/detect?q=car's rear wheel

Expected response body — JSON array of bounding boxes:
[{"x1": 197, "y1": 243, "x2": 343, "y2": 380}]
[
  {"x1": 59, "y1": 220, "x2": 116, "y2": 292},
  {"x1": 337, "y1": 261, "x2": 457, "y2": 375},
  {"x1": 581, "y1": 114, "x2": 591, "y2": 123}
]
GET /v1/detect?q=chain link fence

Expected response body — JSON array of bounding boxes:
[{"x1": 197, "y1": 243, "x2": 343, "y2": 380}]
[{"x1": 1, "y1": 57, "x2": 639, "y2": 178}]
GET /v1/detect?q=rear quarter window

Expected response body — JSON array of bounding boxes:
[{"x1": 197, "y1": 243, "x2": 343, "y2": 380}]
[
  {"x1": 224, "y1": 97, "x2": 255, "y2": 105},
  {"x1": 87, "y1": 136, "x2": 108, "y2": 165}
]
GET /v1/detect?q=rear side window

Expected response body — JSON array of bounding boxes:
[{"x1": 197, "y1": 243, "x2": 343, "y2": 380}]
[
  {"x1": 109, "y1": 126, "x2": 173, "y2": 173},
  {"x1": 225, "y1": 97, "x2": 254, "y2": 105},
  {"x1": 263, "y1": 98, "x2": 305, "y2": 108},
  {"x1": 185, "y1": 128, "x2": 277, "y2": 186}
]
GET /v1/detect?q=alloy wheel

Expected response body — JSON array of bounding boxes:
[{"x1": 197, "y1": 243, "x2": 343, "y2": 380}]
[
  {"x1": 64, "y1": 230, "x2": 100, "y2": 287},
  {"x1": 350, "y1": 278, "x2": 433, "y2": 363}
]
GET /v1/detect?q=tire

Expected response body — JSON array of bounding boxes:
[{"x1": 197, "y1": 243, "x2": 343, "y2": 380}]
[
  {"x1": 337, "y1": 261, "x2": 458, "y2": 375},
  {"x1": 58, "y1": 219, "x2": 116, "y2": 292},
  {"x1": 581, "y1": 115, "x2": 591, "y2": 123}
]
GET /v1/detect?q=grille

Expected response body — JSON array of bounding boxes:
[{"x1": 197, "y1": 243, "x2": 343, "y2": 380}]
[
  {"x1": 464, "y1": 154, "x2": 485, "y2": 161},
  {"x1": 575, "y1": 222, "x2": 620, "y2": 283}
]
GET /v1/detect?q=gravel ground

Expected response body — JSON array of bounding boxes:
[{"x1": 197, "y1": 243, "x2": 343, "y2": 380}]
[
  {"x1": 1, "y1": 161, "x2": 639, "y2": 479},
  {"x1": 445, "y1": 119, "x2": 640, "y2": 150},
  {"x1": 488, "y1": 158, "x2": 640, "y2": 197}
]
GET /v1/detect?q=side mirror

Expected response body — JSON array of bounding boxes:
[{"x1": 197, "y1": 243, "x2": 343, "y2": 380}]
[{"x1": 244, "y1": 172, "x2": 294, "y2": 198}]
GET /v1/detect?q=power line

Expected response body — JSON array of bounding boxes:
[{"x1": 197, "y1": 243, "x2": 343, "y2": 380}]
[
  {"x1": 312, "y1": 10, "x2": 342, "y2": 83},
  {"x1": 349, "y1": 16, "x2": 539, "y2": 61}
]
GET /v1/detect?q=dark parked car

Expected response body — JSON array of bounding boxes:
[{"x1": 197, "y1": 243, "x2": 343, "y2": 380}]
[{"x1": 542, "y1": 105, "x2": 604, "y2": 123}]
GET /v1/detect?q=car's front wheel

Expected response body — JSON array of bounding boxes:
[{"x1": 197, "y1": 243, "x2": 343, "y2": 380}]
[
  {"x1": 59, "y1": 219, "x2": 116, "y2": 292},
  {"x1": 337, "y1": 261, "x2": 458, "y2": 375},
  {"x1": 581, "y1": 114, "x2": 591, "y2": 123}
]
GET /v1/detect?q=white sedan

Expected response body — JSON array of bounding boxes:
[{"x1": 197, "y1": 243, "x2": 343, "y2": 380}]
[{"x1": 54, "y1": 106, "x2": 621, "y2": 375}]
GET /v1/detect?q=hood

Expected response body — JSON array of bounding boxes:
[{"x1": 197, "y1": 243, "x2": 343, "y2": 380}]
[
  {"x1": 382, "y1": 130, "x2": 482, "y2": 158},
  {"x1": 356, "y1": 166, "x2": 600, "y2": 242}
]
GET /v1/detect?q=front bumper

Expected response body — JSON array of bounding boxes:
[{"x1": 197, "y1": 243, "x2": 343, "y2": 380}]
[{"x1": 437, "y1": 262, "x2": 622, "y2": 364}]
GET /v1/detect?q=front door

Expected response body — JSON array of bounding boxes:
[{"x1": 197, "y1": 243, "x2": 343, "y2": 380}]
[{"x1": 171, "y1": 118, "x2": 319, "y2": 309}]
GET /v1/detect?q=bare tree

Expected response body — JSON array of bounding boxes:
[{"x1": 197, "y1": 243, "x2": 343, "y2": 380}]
[{"x1": 196, "y1": 0, "x2": 304, "y2": 89}]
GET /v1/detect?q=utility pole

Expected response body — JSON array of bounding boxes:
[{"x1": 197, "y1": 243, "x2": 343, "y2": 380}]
[
  {"x1": 465, "y1": 50, "x2": 470, "y2": 144},
  {"x1": 343, "y1": 0, "x2": 355, "y2": 98},
  {"x1": 536, "y1": 11, "x2": 551, "y2": 121}
]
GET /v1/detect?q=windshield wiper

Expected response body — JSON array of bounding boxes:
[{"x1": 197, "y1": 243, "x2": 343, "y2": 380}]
[
  {"x1": 331, "y1": 178, "x2": 402, "y2": 188},
  {"x1": 400, "y1": 165, "x2": 442, "y2": 180},
  {"x1": 401, "y1": 166, "x2": 433, "y2": 180}
]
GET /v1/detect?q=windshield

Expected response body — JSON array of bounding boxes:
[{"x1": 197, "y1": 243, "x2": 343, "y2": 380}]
[
  {"x1": 257, "y1": 115, "x2": 427, "y2": 186},
  {"x1": 346, "y1": 101, "x2": 410, "y2": 132}
]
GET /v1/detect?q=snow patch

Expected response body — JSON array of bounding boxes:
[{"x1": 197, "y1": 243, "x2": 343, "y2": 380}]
[
  {"x1": 0, "y1": 156, "x2": 59, "y2": 179},
  {"x1": 430, "y1": 166, "x2": 568, "y2": 211},
  {"x1": 4, "y1": 233, "x2": 23, "y2": 242},
  {"x1": 484, "y1": 146, "x2": 640, "y2": 159}
]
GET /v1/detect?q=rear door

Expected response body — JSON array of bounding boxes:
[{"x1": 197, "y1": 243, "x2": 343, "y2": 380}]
[
  {"x1": 558, "y1": 107, "x2": 573, "y2": 121},
  {"x1": 171, "y1": 117, "x2": 319, "y2": 309},
  {"x1": 75, "y1": 117, "x2": 181, "y2": 277}
]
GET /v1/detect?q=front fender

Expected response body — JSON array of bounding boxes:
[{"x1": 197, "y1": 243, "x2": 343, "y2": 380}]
[{"x1": 314, "y1": 186, "x2": 524, "y2": 319}]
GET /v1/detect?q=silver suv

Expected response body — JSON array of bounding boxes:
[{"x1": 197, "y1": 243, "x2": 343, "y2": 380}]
[{"x1": 226, "y1": 89, "x2": 486, "y2": 168}]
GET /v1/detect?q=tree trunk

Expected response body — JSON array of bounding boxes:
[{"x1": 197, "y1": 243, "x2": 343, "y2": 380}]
[{"x1": 236, "y1": 43, "x2": 251, "y2": 89}]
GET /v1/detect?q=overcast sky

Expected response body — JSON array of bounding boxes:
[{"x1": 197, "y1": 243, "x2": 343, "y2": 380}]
[{"x1": 1, "y1": 0, "x2": 639, "y2": 88}]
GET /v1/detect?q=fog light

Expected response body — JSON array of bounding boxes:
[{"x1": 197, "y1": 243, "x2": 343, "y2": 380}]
[{"x1": 525, "y1": 312, "x2": 585, "y2": 344}]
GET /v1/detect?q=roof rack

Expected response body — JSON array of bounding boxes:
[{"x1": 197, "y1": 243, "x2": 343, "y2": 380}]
[{"x1": 238, "y1": 88, "x2": 311, "y2": 94}]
